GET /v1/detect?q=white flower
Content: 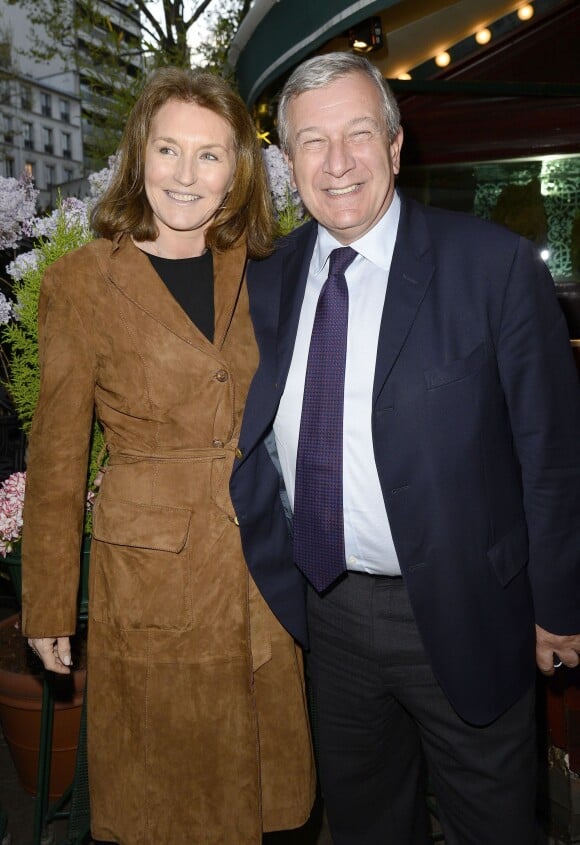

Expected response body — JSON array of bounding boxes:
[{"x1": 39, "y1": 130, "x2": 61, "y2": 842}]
[
  {"x1": 0, "y1": 174, "x2": 39, "y2": 251},
  {"x1": 262, "y1": 146, "x2": 306, "y2": 232},
  {"x1": 6, "y1": 250, "x2": 41, "y2": 283},
  {"x1": 0, "y1": 292, "x2": 15, "y2": 325},
  {"x1": 32, "y1": 197, "x2": 90, "y2": 240},
  {"x1": 262, "y1": 146, "x2": 297, "y2": 214},
  {"x1": 88, "y1": 155, "x2": 117, "y2": 200}
]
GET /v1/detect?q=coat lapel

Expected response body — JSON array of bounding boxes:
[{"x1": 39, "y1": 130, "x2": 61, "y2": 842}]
[
  {"x1": 101, "y1": 234, "x2": 246, "y2": 355},
  {"x1": 212, "y1": 240, "x2": 247, "y2": 351},
  {"x1": 372, "y1": 197, "x2": 434, "y2": 404}
]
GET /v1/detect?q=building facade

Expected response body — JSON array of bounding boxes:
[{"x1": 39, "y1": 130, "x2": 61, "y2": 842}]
[
  {"x1": 0, "y1": 70, "x2": 83, "y2": 209},
  {"x1": 0, "y1": 0, "x2": 142, "y2": 190}
]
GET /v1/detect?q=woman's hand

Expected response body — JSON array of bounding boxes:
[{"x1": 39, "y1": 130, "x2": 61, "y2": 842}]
[{"x1": 28, "y1": 636, "x2": 72, "y2": 674}]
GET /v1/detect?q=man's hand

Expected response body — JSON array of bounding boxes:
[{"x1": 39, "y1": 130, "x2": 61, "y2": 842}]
[
  {"x1": 535, "y1": 625, "x2": 580, "y2": 676},
  {"x1": 28, "y1": 636, "x2": 72, "y2": 674}
]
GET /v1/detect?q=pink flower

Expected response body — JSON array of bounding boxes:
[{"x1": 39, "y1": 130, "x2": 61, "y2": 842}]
[
  {"x1": 0, "y1": 471, "x2": 97, "y2": 556},
  {"x1": 0, "y1": 471, "x2": 26, "y2": 557}
]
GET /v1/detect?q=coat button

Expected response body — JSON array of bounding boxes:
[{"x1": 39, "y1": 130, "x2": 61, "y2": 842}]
[
  {"x1": 235, "y1": 448, "x2": 243, "y2": 460},
  {"x1": 212, "y1": 438, "x2": 224, "y2": 448},
  {"x1": 215, "y1": 369, "x2": 228, "y2": 382}
]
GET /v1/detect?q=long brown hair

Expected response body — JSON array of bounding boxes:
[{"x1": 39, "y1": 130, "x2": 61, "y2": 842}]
[{"x1": 91, "y1": 67, "x2": 274, "y2": 258}]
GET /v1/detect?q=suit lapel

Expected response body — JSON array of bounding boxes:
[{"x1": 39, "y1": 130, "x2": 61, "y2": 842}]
[
  {"x1": 275, "y1": 221, "x2": 318, "y2": 385},
  {"x1": 373, "y1": 197, "x2": 434, "y2": 404},
  {"x1": 273, "y1": 203, "x2": 434, "y2": 404},
  {"x1": 240, "y1": 200, "x2": 434, "y2": 455},
  {"x1": 236, "y1": 222, "x2": 316, "y2": 456}
]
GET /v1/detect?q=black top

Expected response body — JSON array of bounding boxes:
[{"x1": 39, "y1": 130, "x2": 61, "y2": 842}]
[{"x1": 147, "y1": 250, "x2": 214, "y2": 343}]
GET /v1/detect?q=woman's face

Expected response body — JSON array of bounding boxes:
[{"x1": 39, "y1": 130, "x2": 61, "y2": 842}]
[{"x1": 144, "y1": 98, "x2": 236, "y2": 254}]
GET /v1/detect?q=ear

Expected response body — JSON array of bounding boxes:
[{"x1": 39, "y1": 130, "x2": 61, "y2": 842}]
[{"x1": 390, "y1": 127, "x2": 404, "y2": 176}]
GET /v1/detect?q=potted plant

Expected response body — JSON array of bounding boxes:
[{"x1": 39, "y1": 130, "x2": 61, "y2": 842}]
[
  {"x1": 0, "y1": 466, "x2": 92, "y2": 798},
  {"x1": 0, "y1": 612, "x2": 86, "y2": 798}
]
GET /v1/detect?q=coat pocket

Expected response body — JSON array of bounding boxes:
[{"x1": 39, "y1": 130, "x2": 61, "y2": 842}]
[
  {"x1": 92, "y1": 495, "x2": 191, "y2": 551},
  {"x1": 487, "y1": 519, "x2": 529, "y2": 587},
  {"x1": 424, "y1": 342, "x2": 485, "y2": 390},
  {"x1": 90, "y1": 496, "x2": 193, "y2": 630}
]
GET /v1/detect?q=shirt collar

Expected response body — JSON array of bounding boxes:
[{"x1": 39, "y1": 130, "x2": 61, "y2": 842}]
[{"x1": 313, "y1": 191, "x2": 401, "y2": 275}]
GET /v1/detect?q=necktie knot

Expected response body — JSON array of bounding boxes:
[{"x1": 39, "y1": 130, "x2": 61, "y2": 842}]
[{"x1": 328, "y1": 246, "x2": 357, "y2": 279}]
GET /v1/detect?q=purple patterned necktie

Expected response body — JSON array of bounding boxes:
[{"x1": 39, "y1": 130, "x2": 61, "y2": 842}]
[{"x1": 293, "y1": 246, "x2": 357, "y2": 592}]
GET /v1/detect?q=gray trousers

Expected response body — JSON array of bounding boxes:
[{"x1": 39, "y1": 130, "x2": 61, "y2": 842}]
[{"x1": 306, "y1": 572, "x2": 538, "y2": 845}]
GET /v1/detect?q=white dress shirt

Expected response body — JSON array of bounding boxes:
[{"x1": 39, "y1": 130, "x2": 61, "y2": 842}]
[{"x1": 273, "y1": 193, "x2": 402, "y2": 575}]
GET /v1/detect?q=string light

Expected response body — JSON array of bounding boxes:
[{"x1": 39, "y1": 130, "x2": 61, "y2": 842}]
[
  {"x1": 397, "y1": 72, "x2": 412, "y2": 80},
  {"x1": 435, "y1": 51, "x2": 451, "y2": 67},
  {"x1": 475, "y1": 28, "x2": 491, "y2": 45},
  {"x1": 517, "y1": 4, "x2": 534, "y2": 21}
]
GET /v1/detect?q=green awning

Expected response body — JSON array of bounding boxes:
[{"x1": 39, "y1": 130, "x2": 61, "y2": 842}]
[{"x1": 230, "y1": 0, "x2": 400, "y2": 106}]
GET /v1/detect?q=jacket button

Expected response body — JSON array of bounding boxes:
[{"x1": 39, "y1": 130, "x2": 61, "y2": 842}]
[
  {"x1": 212, "y1": 438, "x2": 224, "y2": 448},
  {"x1": 215, "y1": 369, "x2": 228, "y2": 382},
  {"x1": 235, "y1": 448, "x2": 243, "y2": 460}
]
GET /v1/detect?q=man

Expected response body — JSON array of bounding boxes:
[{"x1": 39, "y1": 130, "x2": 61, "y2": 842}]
[{"x1": 230, "y1": 52, "x2": 580, "y2": 844}]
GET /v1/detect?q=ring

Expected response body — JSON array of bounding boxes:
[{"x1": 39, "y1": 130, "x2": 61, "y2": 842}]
[{"x1": 553, "y1": 660, "x2": 563, "y2": 669}]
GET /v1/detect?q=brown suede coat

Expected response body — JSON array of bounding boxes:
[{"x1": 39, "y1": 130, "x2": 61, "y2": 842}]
[{"x1": 21, "y1": 235, "x2": 315, "y2": 845}]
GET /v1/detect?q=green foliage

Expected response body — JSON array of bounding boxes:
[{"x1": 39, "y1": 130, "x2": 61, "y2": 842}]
[
  {"x1": 276, "y1": 187, "x2": 309, "y2": 237},
  {"x1": 195, "y1": 0, "x2": 251, "y2": 80},
  {"x1": 2, "y1": 214, "x2": 91, "y2": 433},
  {"x1": 1, "y1": 204, "x2": 105, "y2": 527}
]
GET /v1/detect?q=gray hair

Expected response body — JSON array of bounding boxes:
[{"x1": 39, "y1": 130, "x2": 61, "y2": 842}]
[{"x1": 277, "y1": 52, "x2": 401, "y2": 153}]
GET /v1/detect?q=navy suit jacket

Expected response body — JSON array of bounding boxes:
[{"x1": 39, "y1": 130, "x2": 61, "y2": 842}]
[{"x1": 230, "y1": 195, "x2": 580, "y2": 725}]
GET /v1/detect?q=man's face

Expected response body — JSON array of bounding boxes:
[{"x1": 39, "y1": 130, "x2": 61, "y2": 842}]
[{"x1": 286, "y1": 72, "x2": 403, "y2": 245}]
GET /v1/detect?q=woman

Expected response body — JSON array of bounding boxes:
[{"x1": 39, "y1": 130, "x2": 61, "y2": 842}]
[{"x1": 21, "y1": 67, "x2": 315, "y2": 845}]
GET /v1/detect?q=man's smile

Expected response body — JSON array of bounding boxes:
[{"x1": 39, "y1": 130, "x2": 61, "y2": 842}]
[{"x1": 326, "y1": 184, "x2": 361, "y2": 196}]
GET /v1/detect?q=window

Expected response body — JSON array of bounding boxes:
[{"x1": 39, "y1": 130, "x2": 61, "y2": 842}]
[
  {"x1": 59, "y1": 98, "x2": 70, "y2": 122},
  {"x1": 24, "y1": 161, "x2": 35, "y2": 180},
  {"x1": 42, "y1": 126, "x2": 53, "y2": 154},
  {"x1": 3, "y1": 115, "x2": 14, "y2": 144},
  {"x1": 20, "y1": 85, "x2": 32, "y2": 110},
  {"x1": 0, "y1": 81, "x2": 11, "y2": 104},
  {"x1": 40, "y1": 92, "x2": 52, "y2": 118},
  {"x1": 64, "y1": 168, "x2": 74, "y2": 182},
  {"x1": 5, "y1": 158, "x2": 15, "y2": 178},
  {"x1": 62, "y1": 131, "x2": 72, "y2": 158},
  {"x1": 45, "y1": 164, "x2": 56, "y2": 188},
  {"x1": 0, "y1": 41, "x2": 11, "y2": 69},
  {"x1": 398, "y1": 156, "x2": 580, "y2": 282},
  {"x1": 23, "y1": 122, "x2": 33, "y2": 150}
]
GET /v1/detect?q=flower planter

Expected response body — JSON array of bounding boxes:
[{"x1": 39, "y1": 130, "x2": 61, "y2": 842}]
[{"x1": 0, "y1": 614, "x2": 86, "y2": 798}]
